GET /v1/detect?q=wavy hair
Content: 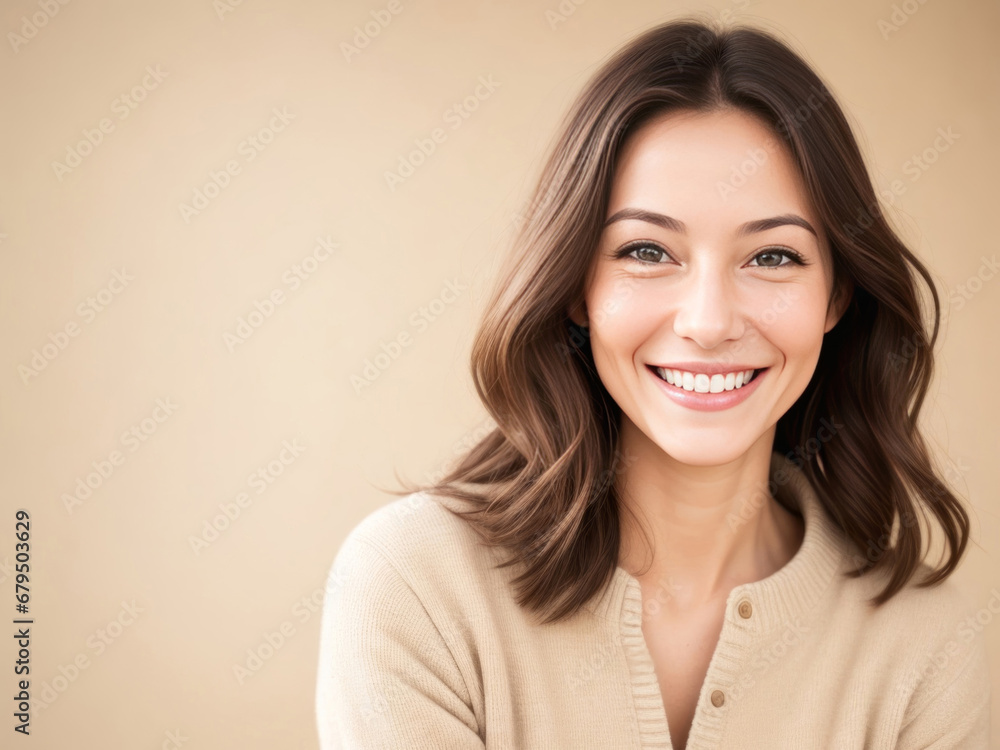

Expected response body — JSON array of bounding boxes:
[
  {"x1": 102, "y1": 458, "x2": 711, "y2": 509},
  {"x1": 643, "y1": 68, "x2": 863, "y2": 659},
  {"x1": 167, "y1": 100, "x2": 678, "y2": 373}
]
[{"x1": 382, "y1": 16, "x2": 972, "y2": 625}]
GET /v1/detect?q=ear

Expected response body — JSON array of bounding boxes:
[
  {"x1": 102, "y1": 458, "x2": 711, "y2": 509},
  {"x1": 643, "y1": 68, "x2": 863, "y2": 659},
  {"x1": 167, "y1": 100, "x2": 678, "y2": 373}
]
[
  {"x1": 824, "y1": 278, "x2": 852, "y2": 334},
  {"x1": 567, "y1": 299, "x2": 589, "y2": 327}
]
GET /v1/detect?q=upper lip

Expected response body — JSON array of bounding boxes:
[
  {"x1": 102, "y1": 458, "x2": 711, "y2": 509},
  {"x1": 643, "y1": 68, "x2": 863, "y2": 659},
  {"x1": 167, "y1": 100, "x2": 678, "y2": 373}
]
[{"x1": 648, "y1": 362, "x2": 767, "y2": 376}]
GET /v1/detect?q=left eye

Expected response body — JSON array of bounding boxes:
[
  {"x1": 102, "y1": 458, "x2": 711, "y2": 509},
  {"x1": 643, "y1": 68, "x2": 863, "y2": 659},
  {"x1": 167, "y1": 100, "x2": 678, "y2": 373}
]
[
  {"x1": 630, "y1": 243, "x2": 668, "y2": 264},
  {"x1": 749, "y1": 249, "x2": 798, "y2": 268}
]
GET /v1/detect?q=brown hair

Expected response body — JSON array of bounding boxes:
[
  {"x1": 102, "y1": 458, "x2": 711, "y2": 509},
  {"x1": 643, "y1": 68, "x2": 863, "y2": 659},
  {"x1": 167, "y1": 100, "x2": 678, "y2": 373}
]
[{"x1": 381, "y1": 15, "x2": 972, "y2": 625}]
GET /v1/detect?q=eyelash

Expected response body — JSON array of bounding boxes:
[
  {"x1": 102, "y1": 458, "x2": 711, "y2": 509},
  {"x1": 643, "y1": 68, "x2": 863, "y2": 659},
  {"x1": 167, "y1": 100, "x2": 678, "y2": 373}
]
[{"x1": 612, "y1": 241, "x2": 809, "y2": 269}]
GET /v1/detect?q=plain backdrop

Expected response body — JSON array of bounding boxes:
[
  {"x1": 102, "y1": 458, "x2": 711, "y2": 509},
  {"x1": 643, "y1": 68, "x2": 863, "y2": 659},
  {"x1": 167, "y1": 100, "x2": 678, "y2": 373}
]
[{"x1": 0, "y1": 0, "x2": 997, "y2": 747}]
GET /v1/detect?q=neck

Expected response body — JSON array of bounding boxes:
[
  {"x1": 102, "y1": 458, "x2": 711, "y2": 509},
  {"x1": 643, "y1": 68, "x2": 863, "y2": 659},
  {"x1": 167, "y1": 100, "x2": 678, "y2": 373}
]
[{"x1": 615, "y1": 419, "x2": 804, "y2": 614}]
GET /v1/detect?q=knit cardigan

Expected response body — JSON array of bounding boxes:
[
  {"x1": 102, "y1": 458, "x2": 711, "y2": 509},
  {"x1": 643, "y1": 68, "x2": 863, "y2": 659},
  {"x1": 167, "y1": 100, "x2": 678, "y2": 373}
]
[{"x1": 315, "y1": 452, "x2": 992, "y2": 748}]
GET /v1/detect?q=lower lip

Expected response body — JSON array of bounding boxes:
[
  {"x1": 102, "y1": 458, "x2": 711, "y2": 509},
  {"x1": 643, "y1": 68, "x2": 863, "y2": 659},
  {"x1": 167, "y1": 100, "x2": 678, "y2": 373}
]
[{"x1": 648, "y1": 365, "x2": 768, "y2": 412}]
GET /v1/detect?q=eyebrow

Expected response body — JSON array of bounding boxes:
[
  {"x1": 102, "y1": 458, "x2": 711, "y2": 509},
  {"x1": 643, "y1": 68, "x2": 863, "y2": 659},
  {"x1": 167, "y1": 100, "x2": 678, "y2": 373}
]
[{"x1": 603, "y1": 208, "x2": 818, "y2": 238}]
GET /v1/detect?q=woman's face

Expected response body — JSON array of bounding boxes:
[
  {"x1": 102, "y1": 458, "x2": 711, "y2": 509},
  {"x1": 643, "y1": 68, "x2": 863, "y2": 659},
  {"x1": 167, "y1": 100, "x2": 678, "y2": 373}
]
[{"x1": 572, "y1": 107, "x2": 847, "y2": 467}]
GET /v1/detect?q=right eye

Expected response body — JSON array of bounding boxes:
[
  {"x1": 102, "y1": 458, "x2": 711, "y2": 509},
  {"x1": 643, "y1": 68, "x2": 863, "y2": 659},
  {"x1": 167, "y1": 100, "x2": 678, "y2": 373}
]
[{"x1": 613, "y1": 241, "x2": 672, "y2": 265}]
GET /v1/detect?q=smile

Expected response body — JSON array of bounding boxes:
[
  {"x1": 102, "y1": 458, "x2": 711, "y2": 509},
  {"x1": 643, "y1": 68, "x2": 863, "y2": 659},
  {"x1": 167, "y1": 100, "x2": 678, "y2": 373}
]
[
  {"x1": 652, "y1": 366, "x2": 762, "y2": 393},
  {"x1": 646, "y1": 364, "x2": 769, "y2": 412}
]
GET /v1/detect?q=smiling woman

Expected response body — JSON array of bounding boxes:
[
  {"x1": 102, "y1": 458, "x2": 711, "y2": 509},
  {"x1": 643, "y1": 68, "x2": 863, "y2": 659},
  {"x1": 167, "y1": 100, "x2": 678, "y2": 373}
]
[
  {"x1": 576, "y1": 108, "x2": 847, "y2": 456},
  {"x1": 316, "y1": 16, "x2": 991, "y2": 750}
]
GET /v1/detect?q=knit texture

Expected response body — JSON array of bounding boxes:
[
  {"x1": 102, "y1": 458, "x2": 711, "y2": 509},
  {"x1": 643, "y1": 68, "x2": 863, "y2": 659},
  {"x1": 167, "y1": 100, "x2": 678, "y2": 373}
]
[{"x1": 316, "y1": 452, "x2": 992, "y2": 749}]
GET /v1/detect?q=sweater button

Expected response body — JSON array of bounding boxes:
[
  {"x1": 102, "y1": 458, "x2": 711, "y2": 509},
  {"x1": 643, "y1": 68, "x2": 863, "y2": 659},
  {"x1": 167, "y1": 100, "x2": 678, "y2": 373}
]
[
  {"x1": 710, "y1": 690, "x2": 725, "y2": 707},
  {"x1": 737, "y1": 599, "x2": 753, "y2": 619}
]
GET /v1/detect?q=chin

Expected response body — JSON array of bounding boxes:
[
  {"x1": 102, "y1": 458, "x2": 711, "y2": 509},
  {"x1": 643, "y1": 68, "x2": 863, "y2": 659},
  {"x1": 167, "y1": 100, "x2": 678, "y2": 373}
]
[{"x1": 649, "y1": 432, "x2": 756, "y2": 468}]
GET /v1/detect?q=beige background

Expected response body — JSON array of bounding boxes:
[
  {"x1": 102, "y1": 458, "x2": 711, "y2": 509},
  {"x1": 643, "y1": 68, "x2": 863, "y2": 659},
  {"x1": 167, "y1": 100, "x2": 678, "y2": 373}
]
[{"x1": 0, "y1": 0, "x2": 997, "y2": 747}]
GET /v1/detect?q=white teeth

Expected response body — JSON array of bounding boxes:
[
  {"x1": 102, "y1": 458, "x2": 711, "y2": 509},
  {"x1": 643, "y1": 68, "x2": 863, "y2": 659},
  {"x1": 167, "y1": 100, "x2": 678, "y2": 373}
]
[{"x1": 655, "y1": 367, "x2": 758, "y2": 392}]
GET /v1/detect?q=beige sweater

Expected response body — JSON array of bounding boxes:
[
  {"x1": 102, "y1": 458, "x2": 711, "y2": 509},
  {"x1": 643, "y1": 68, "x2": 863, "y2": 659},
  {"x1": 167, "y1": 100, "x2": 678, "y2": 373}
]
[{"x1": 315, "y1": 452, "x2": 992, "y2": 748}]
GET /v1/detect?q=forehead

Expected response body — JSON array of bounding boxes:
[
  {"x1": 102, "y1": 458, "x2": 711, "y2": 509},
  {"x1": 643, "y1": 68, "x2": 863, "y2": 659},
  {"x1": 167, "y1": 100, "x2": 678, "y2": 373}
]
[{"x1": 608, "y1": 108, "x2": 819, "y2": 232}]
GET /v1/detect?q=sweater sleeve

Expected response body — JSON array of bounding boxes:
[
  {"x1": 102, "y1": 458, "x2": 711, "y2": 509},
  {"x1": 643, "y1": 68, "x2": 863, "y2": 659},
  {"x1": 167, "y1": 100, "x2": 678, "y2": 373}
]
[
  {"x1": 894, "y1": 624, "x2": 992, "y2": 749},
  {"x1": 315, "y1": 532, "x2": 485, "y2": 750}
]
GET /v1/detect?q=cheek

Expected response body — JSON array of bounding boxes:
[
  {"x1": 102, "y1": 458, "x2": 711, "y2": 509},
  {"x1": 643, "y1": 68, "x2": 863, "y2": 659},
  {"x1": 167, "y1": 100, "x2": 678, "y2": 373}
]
[
  {"x1": 750, "y1": 285, "x2": 828, "y2": 360},
  {"x1": 585, "y1": 276, "x2": 650, "y2": 376},
  {"x1": 586, "y1": 276, "x2": 647, "y2": 338}
]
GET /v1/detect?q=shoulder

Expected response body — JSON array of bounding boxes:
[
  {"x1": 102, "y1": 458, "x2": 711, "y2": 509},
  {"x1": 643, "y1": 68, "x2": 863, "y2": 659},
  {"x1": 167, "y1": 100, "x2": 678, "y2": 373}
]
[
  {"x1": 333, "y1": 491, "x2": 490, "y2": 572},
  {"x1": 866, "y1": 564, "x2": 995, "y2": 745},
  {"x1": 852, "y1": 561, "x2": 985, "y2": 638},
  {"x1": 847, "y1": 562, "x2": 992, "y2": 714},
  {"x1": 323, "y1": 491, "x2": 503, "y2": 611},
  {"x1": 316, "y1": 493, "x2": 488, "y2": 745}
]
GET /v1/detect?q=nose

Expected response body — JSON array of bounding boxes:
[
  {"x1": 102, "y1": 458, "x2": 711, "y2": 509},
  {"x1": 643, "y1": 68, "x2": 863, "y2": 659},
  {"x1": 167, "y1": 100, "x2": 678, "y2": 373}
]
[{"x1": 671, "y1": 266, "x2": 744, "y2": 349}]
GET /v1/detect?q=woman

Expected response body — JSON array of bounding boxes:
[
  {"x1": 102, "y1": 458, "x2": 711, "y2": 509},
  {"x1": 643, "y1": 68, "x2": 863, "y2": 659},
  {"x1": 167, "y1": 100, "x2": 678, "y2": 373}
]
[{"x1": 316, "y1": 17, "x2": 991, "y2": 750}]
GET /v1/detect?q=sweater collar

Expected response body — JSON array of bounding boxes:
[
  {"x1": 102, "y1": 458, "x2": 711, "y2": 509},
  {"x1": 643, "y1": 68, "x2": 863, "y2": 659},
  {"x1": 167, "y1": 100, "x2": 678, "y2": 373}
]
[{"x1": 583, "y1": 451, "x2": 851, "y2": 633}]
